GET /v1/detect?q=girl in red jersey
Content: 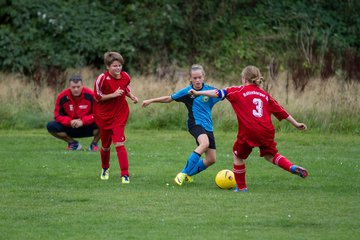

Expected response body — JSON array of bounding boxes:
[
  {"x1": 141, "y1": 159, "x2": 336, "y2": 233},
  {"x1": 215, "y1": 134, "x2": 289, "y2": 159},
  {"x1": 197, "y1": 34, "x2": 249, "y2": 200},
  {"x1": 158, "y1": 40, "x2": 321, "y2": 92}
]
[
  {"x1": 93, "y1": 52, "x2": 138, "y2": 184},
  {"x1": 189, "y1": 65, "x2": 308, "y2": 192}
]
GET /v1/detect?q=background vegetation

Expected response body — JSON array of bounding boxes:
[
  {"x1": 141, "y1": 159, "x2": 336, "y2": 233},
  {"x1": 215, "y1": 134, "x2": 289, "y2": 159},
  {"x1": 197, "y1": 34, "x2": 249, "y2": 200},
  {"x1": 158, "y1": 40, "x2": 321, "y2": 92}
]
[
  {"x1": 0, "y1": 0, "x2": 359, "y2": 133},
  {"x1": 1, "y1": 0, "x2": 359, "y2": 87}
]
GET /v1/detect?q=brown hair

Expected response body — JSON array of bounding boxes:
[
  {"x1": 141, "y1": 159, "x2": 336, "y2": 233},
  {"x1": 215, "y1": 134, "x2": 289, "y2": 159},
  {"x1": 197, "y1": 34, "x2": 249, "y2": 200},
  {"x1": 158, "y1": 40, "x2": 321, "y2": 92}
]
[
  {"x1": 104, "y1": 52, "x2": 124, "y2": 66},
  {"x1": 69, "y1": 75, "x2": 82, "y2": 83},
  {"x1": 241, "y1": 65, "x2": 264, "y2": 86},
  {"x1": 189, "y1": 64, "x2": 206, "y2": 77}
]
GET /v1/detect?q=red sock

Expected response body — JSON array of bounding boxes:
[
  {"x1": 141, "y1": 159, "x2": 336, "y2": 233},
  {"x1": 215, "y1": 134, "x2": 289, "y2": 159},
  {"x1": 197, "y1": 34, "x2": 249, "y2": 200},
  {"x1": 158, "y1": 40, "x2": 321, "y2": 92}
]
[
  {"x1": 272, "y1": 153, "x2": 293, "y2": 172},
  {"x1": 100, "y1": 148, "x2": 110, "y2": 169},
  {"x1": 116, "y1": 145, "x2": 129, "y2": 176},
  {"x1": 233, "y1": 164, "x2": 247, "y2": 190}
]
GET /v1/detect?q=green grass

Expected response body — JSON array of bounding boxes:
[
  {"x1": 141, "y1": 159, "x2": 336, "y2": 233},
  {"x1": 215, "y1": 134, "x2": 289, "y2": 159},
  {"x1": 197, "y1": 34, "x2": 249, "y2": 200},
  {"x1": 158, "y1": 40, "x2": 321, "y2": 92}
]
[{"x1": 1, "y1": 129, "x2": 359, "y2": 239}]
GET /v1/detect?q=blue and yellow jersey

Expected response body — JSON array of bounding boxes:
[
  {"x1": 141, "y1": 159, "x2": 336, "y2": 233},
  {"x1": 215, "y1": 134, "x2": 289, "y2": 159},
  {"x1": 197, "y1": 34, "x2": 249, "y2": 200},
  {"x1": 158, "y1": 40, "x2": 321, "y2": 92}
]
[{"x1": 171, "y1": 84, "x2": 222, "y2": 132}]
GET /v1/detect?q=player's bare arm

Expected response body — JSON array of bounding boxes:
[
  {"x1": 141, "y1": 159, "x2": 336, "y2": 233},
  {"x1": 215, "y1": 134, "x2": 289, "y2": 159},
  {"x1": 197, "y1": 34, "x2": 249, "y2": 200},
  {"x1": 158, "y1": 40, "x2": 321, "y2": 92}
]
[
  {"x1": 99, "y1": 87, "x2": 124, "y2": 101},
  {"x1": 286, "y1": 115, "x2": 307, "y2": 131},
  {"x1": 126, "y1": 92, "x2": 138, "y2": 104},
  {"x1": 141, "y1": 96, "x2": 173, "y2": 107},
  {"x1": 188, "y1": 89, "x2": 218, "y2": 97}
]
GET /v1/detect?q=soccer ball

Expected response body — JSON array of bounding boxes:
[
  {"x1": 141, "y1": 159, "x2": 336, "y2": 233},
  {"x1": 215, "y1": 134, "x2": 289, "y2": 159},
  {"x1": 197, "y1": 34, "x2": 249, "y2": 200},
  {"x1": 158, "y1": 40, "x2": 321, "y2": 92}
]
[{"x1": 215, "y1": 169, "x2": 236, "y2": 189}]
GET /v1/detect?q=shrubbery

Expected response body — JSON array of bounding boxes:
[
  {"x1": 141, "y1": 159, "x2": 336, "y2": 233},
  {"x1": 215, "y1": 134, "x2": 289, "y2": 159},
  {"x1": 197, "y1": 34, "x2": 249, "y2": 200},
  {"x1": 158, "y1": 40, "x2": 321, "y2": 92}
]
[{"x1": 1, "y1": 0, "x2": 359, "y2": 89}]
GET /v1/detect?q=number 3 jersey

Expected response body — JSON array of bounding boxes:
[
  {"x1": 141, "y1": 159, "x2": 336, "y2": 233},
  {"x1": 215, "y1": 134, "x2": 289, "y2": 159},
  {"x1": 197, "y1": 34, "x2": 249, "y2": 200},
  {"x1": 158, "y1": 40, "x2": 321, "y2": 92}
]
[{"x1": 218, "y1": 84, "x2": 289, "y2": 146}]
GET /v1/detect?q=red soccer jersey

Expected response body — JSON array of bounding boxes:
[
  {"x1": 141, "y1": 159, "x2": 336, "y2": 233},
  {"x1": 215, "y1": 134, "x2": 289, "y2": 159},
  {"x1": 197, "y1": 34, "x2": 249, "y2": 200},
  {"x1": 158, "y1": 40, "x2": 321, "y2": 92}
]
[
  {"x1": 224, "y1": 84, "x2": 289, "y2": 146},
  {"x1": 54, "y1": 87, "x2": 95, "y2": 127},
  {"x1": 93, "y1": 71, "x2": 131, "y2": 129}
]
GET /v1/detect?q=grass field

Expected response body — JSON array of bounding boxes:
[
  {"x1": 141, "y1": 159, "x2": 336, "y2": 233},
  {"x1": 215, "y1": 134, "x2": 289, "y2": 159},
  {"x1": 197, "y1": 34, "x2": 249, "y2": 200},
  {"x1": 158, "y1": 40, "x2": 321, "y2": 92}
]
[{"x1": 1, "y1": 129, "x2": 359, "y2": 239}]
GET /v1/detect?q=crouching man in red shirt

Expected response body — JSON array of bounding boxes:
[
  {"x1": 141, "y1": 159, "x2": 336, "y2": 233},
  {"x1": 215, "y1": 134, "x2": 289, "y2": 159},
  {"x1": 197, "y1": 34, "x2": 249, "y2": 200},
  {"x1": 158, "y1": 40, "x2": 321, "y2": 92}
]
[{"x1": 47, "y1": 75, "x2": 100, "y2": 151}]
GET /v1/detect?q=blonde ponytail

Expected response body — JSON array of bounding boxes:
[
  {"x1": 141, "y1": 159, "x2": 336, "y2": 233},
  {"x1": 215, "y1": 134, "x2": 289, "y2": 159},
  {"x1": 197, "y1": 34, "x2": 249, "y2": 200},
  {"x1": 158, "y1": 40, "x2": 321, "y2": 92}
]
[{"x1": 242, "y1": 65, "x2": 264, "y2": 86}]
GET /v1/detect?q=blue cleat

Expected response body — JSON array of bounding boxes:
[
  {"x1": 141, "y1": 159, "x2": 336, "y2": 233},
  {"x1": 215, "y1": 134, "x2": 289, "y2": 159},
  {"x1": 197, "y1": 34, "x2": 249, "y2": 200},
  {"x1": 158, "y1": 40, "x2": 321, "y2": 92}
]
[
  {"x1": 290, "y1": 165, "x2": 308, "y2": 178},
  {"x1": 234, "y1": 186, "x2": 249, "y2": 192}
]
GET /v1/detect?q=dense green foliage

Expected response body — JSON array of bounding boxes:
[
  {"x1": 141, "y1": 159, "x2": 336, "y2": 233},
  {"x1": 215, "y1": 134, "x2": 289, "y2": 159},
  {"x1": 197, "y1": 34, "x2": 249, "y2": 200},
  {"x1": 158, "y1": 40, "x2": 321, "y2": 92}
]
[
  {"x1": 1, "y1": 0, "x2": 359, "y2": 87},
  {"x1": 1, "y1": 130, "x2": 360, "y2": 239}
]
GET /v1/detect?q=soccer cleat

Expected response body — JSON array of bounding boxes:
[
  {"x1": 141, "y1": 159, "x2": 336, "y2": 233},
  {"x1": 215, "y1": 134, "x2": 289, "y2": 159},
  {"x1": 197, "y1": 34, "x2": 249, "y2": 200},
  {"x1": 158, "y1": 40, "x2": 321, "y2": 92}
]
[
  {"x1": 185, "y1": 175, "x2": 194, "y2": 183},
  {"x1": 174, "y1": 172, "x2": 186, "y2": 186},
  {"x1": 234, "y1": 186, "x2": 249, "y2": 192},
  {"x1": 66, "y1": 141, "x2": 82, "y2": 151},
  {"x1": 89, "y1": 142, "x2": 99, "y2": 151},
  {"x1": 100, "y1": 168, "x2": 109, "y2": 180},
  {"x1": 121, "y1": 175, "x2": 130, "y2": 184},
  {"x1": 290, "y1": 165, "x2": 308, "y2": 178}
]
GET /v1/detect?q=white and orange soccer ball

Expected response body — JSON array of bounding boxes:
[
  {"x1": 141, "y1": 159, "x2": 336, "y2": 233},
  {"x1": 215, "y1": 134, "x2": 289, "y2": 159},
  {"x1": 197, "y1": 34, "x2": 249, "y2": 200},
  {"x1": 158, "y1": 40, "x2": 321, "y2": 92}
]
[{"x1": 215, "y1": 169, "x2": 236, "y2": 189}]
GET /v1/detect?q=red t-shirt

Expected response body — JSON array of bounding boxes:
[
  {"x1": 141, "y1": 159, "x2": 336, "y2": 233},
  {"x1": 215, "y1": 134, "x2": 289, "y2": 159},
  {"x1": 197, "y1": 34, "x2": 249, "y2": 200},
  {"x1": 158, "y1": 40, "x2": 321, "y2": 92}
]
[
  {"x1": 93, "y1": 71, "x2": 131, "y2": 129},
  {"x1": 224, "y1": 84, "x2": 289, "y2": 146},
  {"x1": 54, "y1": 87, "x2": 95, "y2": 127}
]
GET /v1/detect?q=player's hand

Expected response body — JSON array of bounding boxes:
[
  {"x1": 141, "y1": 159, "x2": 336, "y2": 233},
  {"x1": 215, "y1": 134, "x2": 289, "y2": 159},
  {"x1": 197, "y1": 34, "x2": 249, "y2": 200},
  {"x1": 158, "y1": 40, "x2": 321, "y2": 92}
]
[
  {"x1": 296, "y1": 123, "x2": 307, "y2": 131},
  {"x1": 113, "y1": 87, "x2": 124, "y2": 97},
  {"x1": 188, "y1": 89, "x2": 198, "y2": 96},
  {"x1": 141, "y1": 100, "x2": 151, "y2": 107},
  {"x1": 131, "y1": 96, "x2": 138, "y2": 104}
]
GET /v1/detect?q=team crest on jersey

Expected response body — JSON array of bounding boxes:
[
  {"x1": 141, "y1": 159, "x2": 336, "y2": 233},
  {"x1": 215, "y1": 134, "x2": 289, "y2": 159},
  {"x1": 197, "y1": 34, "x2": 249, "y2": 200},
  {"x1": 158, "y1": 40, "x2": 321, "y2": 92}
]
[
  {"x1": 202, "y1": 96, "x2": 209, "y2": 102},
  {"x1": 79, "y1": 105, "x2": 88, "y2": 109}
]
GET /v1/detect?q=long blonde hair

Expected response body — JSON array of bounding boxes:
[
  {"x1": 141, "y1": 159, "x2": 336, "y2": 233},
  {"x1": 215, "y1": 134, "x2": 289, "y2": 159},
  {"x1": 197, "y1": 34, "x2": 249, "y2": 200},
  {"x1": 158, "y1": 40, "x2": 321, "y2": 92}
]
[{"x1": 241, "y1": 65, "x2": 264, "y2": 86}]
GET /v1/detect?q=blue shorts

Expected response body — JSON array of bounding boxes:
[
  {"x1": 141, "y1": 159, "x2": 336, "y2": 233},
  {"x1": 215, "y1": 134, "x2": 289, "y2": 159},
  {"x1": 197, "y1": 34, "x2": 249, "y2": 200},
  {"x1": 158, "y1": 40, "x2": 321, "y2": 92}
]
[
  {"x1": 189, "y1": 125, "x2": 216, "y2": 149},
  {"x1": 47, "y1": 121, "x2": 98, "y2": 138}
]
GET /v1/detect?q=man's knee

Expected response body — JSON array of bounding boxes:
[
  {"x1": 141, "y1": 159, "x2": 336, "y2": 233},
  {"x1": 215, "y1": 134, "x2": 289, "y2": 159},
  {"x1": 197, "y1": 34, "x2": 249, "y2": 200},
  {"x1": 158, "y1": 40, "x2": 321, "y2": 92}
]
[{"x1": 47, "y1": 121, "x2": 61, "y2": 133}]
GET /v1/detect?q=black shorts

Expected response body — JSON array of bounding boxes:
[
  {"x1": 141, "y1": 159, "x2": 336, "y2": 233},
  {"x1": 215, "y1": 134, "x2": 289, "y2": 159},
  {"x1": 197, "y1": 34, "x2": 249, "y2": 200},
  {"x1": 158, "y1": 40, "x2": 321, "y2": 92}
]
[
  {"x1": 47, "y1": 121, "x2": 98, "y2": 138},
  {"x1": 189, "y1": 125, "x2": 216, "y2": 149}
]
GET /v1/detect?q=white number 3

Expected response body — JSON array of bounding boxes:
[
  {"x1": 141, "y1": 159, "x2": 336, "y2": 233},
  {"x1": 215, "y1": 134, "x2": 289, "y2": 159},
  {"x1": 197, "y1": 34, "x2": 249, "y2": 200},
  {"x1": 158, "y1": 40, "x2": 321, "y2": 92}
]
[{"x1": 252, "y1": 98, "x2": 263, "y2": 117}]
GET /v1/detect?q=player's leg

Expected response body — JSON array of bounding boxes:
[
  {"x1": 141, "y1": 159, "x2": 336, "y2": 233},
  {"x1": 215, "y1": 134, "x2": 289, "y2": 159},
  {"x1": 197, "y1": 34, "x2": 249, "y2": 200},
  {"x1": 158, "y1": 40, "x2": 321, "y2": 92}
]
[
  {"x1": 263, "y1": 154, "x2": 308, "y2": 178},
  {"x1": 182, "y1": 133, "x2": 208, "y2": 173},
  {"x1": 187, "y1": 131, "x2": 216, "y2": 176},
  {"x1": 113, "y1": 126, "x2": 130, "y2": 183},
  {"x1": 233, "y1": 139, "x2": 252, "y2": 192},
  {"x1": 46, "y1": 121, "x2": 81, "y2": 150},
  {"x1": 261, "y1": 142, "x2": 308, "y2": 178},
  {"x1": 100, "y1": 129, "x2": 112, "y2": 180},
  {"x1": 175, "y1": 126, "x2": 208, "y2": 185}
]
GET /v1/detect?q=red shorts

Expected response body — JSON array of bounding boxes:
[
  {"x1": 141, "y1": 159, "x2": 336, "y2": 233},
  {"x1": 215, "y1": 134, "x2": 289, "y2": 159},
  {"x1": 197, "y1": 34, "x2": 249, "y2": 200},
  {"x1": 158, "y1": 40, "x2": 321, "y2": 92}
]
[
  {"x1": 232, "y1": 138, "x2": 278, "y2": 159},
  {"x1": 100, "y1": 126, "x2": 126, "y2": 148}
]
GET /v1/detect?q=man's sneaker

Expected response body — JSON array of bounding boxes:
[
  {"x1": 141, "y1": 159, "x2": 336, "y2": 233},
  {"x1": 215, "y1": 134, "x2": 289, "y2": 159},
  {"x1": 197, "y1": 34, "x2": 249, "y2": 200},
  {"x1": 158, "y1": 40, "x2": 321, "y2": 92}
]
[
  {"x1": 185, "y1": 175, "x2": 194, "y2": 183},
  {"x1": 66, "y1": 142, "x2": 82, "y2": 151},
  {"x1": 174, "y1": 172, "x2": 187, "y2": 186},
  {"x1": 89, "y1": 142, "x2": 98, "y2": 151},
  {"x1": 100, "y1": 168, "x2": 109, "y2": 180},
  {"x1": 121, "y1": 175, "x2": 130, "y2": 184},
  {"x1": 234, "y1": 186, "x2": 249, "y2": 192},
  {"x1": 290, "y1": 165, "x2": 308, "y2": 178}
]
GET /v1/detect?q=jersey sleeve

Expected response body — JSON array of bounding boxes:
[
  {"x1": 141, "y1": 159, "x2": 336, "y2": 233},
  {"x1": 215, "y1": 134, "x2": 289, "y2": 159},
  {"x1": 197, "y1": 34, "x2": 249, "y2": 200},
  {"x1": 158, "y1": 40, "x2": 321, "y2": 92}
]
[
  {"x1": 171, "y1": 86, "x2": 191, "y2": 102},
  {"x1": 224, "y1": 86, "x2": 243, "y2": 102},
  {"x1": 269, "y1": 96, "x2": 289, "y2": 121},
  {"x1": 122, "y1": 72, "x2": 132, "y2": 93},
  {"x1": 54, "y1": 94, "x2": 72, "y2": 127},
  {"x1": 94, "y1": 73, "x2": 105, "y2": 102},
  {"x1": 80, "y1": 90, "x2": 95, "y2": 126}
]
